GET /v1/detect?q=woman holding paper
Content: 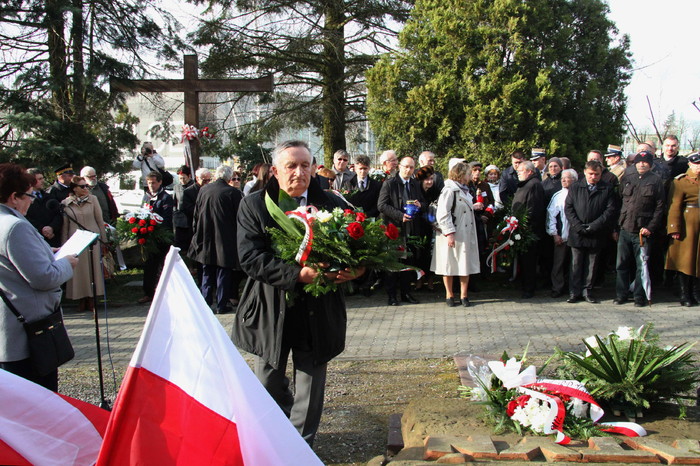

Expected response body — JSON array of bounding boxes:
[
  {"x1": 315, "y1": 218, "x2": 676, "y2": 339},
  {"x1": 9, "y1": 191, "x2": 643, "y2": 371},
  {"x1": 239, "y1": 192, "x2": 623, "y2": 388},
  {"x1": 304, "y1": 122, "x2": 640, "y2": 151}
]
[
  {"x1": 0, "y1": 163, "x2": 78, "y2": 390},
  {"x1": 61, "y1": 176, "x2": 107, "y2": 311}
]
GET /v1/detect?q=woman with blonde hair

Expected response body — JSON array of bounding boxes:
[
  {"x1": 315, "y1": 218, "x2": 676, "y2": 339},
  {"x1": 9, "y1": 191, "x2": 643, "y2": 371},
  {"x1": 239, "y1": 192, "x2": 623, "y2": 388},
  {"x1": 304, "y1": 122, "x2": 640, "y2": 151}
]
[{"x1": 431, "y1": 162, "x2": 480, "y2": 307}]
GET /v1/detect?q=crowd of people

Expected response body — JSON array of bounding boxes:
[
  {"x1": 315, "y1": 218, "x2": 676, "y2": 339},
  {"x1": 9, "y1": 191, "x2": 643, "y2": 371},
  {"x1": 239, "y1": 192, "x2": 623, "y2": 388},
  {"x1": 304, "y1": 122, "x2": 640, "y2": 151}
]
[{"x1": 0, "y1": 135, "x2": 698, "y2": 444}]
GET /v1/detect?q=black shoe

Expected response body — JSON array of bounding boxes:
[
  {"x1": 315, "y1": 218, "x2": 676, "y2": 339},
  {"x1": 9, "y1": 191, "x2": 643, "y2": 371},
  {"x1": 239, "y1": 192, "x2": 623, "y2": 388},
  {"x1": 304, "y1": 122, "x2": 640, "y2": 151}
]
[
  {"x1": 680, "y1": 300, "x2": 693, "y2": 307},
  {"x1": 551, "y1": 290, "x2": 564, "y2": 298},
  {"x1": 446, "y1": 297, "x2": 456, "y2": 307},
  {"x1": 584, "y1": 295, "x2": 599, "y2": 304},
  {"x1": 567, "y1": 295, "x2": 583, "y2": 303},
  {"x1": 613, "y1": 298, "x2": 628, "y2": 305},
  {"x1": 401, "y1": 293, "x2": 419, "y2": 304},
  {"x1": 521, "y1": 291, "x2": 534, "y2": 299},
  {"x1": 461, "y1": 297, "x2": 471, "y2": 307},
  {"x1": 634, "y1": 299, "x2": 648, "y2": 307},
  {"x1": 388, "y1": 296, "x2": 399, "y2": 306}
]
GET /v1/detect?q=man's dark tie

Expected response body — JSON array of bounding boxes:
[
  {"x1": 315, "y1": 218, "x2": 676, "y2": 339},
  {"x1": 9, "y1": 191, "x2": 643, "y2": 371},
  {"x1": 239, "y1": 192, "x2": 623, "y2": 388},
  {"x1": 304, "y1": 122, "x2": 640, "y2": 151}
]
[
  {"x1": 293, "y1": 196, "x2": 305, "y2": 206},
  {"x1": 359, "y1": 179, "x2": 365, "y2": 191},
  {"x1": 404, "y1": 181, "x2": 411, "y2": 200},
  {"x1": 588, "y1": 184, "x2": 596, "y2": 193}
]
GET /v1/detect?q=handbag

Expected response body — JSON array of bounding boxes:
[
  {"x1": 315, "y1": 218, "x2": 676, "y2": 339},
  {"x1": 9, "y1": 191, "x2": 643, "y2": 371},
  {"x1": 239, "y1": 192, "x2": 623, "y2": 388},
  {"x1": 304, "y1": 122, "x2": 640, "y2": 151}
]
[
  {"x1": 0, "y1": 288, "x2": 75, "y2": 376},
  {"x1": 143, "y1": 156, "x2": 174, "y2": 186}
]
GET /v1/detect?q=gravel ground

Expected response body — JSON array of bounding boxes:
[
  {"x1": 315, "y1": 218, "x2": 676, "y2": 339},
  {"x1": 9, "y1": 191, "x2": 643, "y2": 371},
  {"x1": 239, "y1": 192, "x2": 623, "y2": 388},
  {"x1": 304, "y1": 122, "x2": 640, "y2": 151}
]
[{"x1": 58, "y1": 357, "x2": 460, "y2": 465}]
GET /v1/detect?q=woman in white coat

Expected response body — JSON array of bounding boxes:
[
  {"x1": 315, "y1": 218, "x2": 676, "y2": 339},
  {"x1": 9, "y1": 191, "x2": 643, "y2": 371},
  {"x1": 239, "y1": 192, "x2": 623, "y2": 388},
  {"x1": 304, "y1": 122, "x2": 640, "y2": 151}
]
[{"x1": 431, "y1": 162, "x2": 481, "y2": 307}]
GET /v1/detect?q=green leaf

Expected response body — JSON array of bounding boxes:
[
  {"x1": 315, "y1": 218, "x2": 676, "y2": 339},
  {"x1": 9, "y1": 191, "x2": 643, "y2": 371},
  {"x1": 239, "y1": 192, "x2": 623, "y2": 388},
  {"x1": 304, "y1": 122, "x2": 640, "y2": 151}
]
[{"x1": 265, "y1": 191, "x2": 303, "y2": 238}]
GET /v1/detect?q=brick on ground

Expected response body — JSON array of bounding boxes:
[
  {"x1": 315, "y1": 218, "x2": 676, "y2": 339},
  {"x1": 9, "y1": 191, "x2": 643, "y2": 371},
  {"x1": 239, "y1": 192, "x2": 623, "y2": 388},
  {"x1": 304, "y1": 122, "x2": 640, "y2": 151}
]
[{"x1": 624, "y1": 438, "x2": 700, "y2": 464}]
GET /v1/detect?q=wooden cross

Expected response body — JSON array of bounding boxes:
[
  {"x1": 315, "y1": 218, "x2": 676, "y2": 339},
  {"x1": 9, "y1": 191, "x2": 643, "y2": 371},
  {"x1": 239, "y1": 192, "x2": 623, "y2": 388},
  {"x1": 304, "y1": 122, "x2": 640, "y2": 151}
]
[{"x1": 110, "y1": 54, "x2": 273, "y2": 171}]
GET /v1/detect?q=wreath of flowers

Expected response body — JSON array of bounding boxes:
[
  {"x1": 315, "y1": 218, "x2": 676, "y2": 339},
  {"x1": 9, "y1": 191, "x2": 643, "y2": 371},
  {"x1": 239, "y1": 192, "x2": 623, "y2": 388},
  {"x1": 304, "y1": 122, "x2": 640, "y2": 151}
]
[
  {"x1": 265, "y1": 190, "x2": 405, "y2": 297},
  {"x1": 116, "y1": 206, "x2": 173, "y2": 259}
]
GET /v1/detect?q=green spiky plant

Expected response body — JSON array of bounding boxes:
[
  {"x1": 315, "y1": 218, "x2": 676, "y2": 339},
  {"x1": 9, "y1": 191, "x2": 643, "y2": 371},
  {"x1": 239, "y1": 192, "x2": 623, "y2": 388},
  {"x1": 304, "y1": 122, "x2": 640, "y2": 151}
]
[{"x1": 558, "y1": 324, "x2": 699, "y2": 418}]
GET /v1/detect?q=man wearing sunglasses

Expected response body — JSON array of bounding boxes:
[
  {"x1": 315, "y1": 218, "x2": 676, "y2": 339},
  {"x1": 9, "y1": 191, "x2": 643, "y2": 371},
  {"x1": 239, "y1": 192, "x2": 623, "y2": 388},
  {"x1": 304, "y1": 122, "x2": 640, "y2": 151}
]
[{"x1": 331, "y1": 149, "x2": 357, "y2": 191}]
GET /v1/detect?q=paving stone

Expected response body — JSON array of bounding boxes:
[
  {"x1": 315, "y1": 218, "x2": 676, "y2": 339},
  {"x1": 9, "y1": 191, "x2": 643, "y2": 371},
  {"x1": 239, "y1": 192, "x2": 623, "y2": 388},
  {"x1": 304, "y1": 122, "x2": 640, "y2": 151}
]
[
  {"x1": 435, "y1": 453, "x2": 469, "y2": 464},
  {"x1": 624, "y1": 438, "x2": 700, "y2": 464},
  {"x1": 585, "y1": 437, "x2": 660, "y2": 463},
  {"x1": 388, "y1": 413, "x2": 405, "y2": 456},
  {"x1": 673, "y1": 440, "x2": 700, "y2": 454},
  {"x1": 497, "y1": 438, "x2": 543, "y2": 461},
  {"x1": 537, "y1": 440, "x2": 582, "y2": 462},
  {"x1": 424, "y1": 436, "x2": 463, "y2": 461},
  {"x1": 451, "y1": 435, "x2": 499, "y2": 459}
]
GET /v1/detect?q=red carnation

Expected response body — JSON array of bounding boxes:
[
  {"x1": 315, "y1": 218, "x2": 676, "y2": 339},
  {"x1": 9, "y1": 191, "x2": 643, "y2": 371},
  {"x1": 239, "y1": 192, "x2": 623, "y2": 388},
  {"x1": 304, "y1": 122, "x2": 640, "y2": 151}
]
[
  {"x1": 131, "y1": 227, "x2": 139, "y2": 234},
  {"x1": 504, "y1": 245, "x2": 510, "y2": 251},
  {"x1": 355, "y1": 212, "x2": 366, "y2": 222},
  {"x1": 147, "y1": 226, "x2": 155, "y2": 232},
  {"x1": 344, "y1": 209, "x2": 353, "y2": 215},
  {"x1": 150, "y1": 219, "x2": 157, "y2": 226},
  {"x1": 384, "y1": 223, "x2": 399, "y2": 240},
  {"x1": 346, "y1": 222, "x2": 364, "y2": 240},
  {"x1": 128, "y1": 217, "x2": 136, "y2": 224},
  {"x1": 140, "y1": 227, "x2": 147, "y2": 234},
  {"x1": 139, "y1": 219, "x2": 147, "y2": 226},
  {"x1": 138, "y1": 238, "x2": 146, "y2": 245}
]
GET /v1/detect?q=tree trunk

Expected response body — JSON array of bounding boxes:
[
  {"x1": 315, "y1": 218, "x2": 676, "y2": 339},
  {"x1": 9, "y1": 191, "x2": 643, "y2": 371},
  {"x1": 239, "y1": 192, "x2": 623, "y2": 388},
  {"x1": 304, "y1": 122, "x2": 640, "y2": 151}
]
[
  {"x1": 71, "y1": 0, "x2": 85, "y2": 121},
  {"x1": 321, "y1": 0, "x2": 347, "y2": 166},
  {"x1": 46, "y1": 0, "x2": 69, "y2": 120}
]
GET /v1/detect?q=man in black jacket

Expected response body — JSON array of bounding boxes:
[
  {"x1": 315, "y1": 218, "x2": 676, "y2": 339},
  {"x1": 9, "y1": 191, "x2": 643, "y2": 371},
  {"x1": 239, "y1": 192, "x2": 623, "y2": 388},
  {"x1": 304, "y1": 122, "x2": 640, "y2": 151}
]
[
  {"x1": 614, "y1": 150, "x2": 665, "y2": 306},
  {"x1": 564, "y1": 160, "x2": 619, "y2": 303},
  {"x1": 138, "y1": 171, "x2": 173, "y2": 304},
  {"x1": 378, "y1": 156, "x2": 425, "y2": 306},
  {"x1": 347, "y1": 155, "x2": 381, "y2": 217},
  {"x1": 188, "y1": 165, "x2": 242, "y2": 314},
  {"x1": 512, "y1": 161, "x2": 546, "y2": 298},
  {"x1": 234, "y1": 140, "x2": 362, "y2": 446},
  {"x1": 25, "y1": 168, "x2": 63, "y2": 248}
]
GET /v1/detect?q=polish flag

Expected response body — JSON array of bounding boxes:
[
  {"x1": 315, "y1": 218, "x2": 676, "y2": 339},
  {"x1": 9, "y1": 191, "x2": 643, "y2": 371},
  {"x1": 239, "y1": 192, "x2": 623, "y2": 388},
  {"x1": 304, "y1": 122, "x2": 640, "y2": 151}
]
[
  {"x1": 0, "y1": 369, "x2": 109, "y2": 466},
  {"x1": 96, "y1": 247, "x2": 322, "y2": 465}
]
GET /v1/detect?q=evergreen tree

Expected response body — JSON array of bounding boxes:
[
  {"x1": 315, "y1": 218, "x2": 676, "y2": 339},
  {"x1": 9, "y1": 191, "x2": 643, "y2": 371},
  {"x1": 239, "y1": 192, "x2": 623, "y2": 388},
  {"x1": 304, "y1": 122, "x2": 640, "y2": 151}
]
[
  {"x1": 366, "y1": 0, "x2": 632, "y2": 166},
  {"x1": 191, "y1": 0, "x2": 411, "y2": 164},
  {"x1": 0, "y1": 0, "x2": 181, "y2": 174}
]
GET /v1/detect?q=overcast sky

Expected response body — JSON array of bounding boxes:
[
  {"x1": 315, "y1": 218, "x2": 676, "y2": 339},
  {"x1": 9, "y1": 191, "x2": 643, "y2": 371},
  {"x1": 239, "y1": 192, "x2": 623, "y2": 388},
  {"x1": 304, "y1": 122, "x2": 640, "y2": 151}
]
[{"x1": 606, "y1": 0, "x2": 700, "y2": 131}]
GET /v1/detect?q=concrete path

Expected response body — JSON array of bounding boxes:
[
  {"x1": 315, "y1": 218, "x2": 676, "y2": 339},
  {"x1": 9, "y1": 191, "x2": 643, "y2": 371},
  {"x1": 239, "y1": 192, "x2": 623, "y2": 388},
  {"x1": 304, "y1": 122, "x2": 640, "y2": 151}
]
[{"x1": 63, "y1": 282, "x2": 700, "y2": 373}]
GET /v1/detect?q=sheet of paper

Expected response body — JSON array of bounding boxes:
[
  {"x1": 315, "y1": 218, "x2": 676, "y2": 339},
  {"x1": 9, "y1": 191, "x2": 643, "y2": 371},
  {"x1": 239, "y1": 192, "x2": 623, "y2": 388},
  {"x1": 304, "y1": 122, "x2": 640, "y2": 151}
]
[{"x1": 54, "y1": 229, "x2": 99, "y2": 259}]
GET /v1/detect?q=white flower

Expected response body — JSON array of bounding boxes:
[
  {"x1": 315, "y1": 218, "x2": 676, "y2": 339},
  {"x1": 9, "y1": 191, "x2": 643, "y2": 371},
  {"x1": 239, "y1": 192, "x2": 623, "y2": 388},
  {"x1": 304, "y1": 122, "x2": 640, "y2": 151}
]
[
  {"x1": 567, "y1": 398, "x2": 589, "y2": 418},
  {"x1": 514, "y1": 234, "x2": 522, "y2": 240},
  {"x1": 316, "y1": 211, "x2": 333, "y2": 223},
  {"x1": 614, "y1": 326, "x2": 633, "y2": 341}
]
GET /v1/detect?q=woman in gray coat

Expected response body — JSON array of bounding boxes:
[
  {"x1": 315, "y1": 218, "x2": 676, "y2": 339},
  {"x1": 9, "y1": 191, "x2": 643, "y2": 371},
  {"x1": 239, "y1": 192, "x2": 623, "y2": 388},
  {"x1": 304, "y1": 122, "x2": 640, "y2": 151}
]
[{"x1": 0, "y1": 163, "x2": 78, "y2": 390}]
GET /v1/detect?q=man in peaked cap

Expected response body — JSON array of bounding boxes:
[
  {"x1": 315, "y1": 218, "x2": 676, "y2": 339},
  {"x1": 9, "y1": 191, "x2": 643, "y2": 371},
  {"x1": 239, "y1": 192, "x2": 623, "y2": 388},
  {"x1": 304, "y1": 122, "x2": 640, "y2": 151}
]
[
  {"x1": 47, "y1": 163, "x2": 74, "y2": 203},
  {"x1": 530, "y1": 148, "x2": 547, "y2": 176},
  {"x1": 614, "y1": 150, "x2": 665, "y2": 307},
  {"x1": 604, "y1": 144, "x2": 626, "y2": 181}
]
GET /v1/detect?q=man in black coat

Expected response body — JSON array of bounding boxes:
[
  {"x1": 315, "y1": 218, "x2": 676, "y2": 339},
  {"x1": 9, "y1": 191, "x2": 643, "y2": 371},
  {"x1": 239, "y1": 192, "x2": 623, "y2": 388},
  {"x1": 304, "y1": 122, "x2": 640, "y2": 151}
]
[
  {"x1": 512, "y1": 160, "x2": 546, "y2": 298},
  {"x1": 172, "y1": 165, "x2": 196, "y2": 252},
  {"x1": 138, "y1": 171, "x2": 173, "y2": 304},
  {"x1": 188, "y1": 166, "x2": 242, "y2": 314},
  {"x1": 234, "y1": 140, "x2": 362, "y2": 446},
  {"x1": 347, "y1": 155, "x2": 381, "y2": 217},
  {"x1": 615, "y1": 151, "x2": 666, "y2": 306},
  {"x1": 378, "y1": 156, "x2": 425, "y2": 306},
  {"x1": 564, "y1": 161, "x2": 619, "y2": 304},
  {"x1": 25, "y1": 168, "x2": 63, "y2": 248},
  {"x1": 498, "y1": 150, "x2": 526, "y2": 205}
]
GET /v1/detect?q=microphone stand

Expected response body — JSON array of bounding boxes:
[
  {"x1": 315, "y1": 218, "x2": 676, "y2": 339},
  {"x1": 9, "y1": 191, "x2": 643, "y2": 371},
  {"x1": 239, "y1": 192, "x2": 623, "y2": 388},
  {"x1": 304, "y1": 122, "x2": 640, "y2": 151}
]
[{"x1": 63, "y1": 206, "x2": 111, "y2": 410}]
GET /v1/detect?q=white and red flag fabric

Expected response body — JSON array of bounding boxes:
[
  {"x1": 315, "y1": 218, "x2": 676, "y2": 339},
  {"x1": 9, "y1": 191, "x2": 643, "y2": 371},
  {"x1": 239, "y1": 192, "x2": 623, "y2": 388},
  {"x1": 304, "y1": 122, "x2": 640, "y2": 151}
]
[
  {"x1": 96, "y1": 247, "x2": 322, "y2": 465},
  {"x1": 0, "y1": 369, "x2": 109, "y2": 466}
]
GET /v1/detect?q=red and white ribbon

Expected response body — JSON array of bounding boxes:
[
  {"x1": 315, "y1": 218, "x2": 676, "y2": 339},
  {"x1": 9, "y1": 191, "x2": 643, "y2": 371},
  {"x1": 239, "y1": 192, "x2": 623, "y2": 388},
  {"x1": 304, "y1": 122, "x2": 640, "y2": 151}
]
[
  {"x1": 181, "y1": 124, "x2": 198, "y2": 142},
  {"x1": 486, "y1": 239, "x2": 514, "y2": 273},
  {"x1": 285, "y1": 208, "x2": 316, "y2": 265},
  {"x1": 599, "y1": 422, "x2": 647, "y2": 437}
]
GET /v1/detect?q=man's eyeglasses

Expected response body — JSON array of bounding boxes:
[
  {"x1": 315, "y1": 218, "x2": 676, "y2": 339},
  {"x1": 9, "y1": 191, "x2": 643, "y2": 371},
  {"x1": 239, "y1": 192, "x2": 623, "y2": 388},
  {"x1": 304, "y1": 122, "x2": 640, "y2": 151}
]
[
  {"x1": 85, "y1": 175, "x2": 97, "y2": 179},
  {"x1": 232, "y1": 177, "x2": 241, "y2": 181},
  {"x1": 18, "y1": 192, "x2": 37, "y2": 203},
  {"x1": 336, "y1": 158, "x2": 348, "y2": 162},
  {"x1": 75, "y1": 185, "x2": 88, "y2": 189}
]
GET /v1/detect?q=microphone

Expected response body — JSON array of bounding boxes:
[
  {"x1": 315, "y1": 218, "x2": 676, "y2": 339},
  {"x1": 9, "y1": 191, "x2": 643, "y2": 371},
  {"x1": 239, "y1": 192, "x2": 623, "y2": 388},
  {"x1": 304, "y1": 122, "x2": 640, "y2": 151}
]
[{"x1": 46, "y1": 199, "x2": 64, "y2": 213}]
